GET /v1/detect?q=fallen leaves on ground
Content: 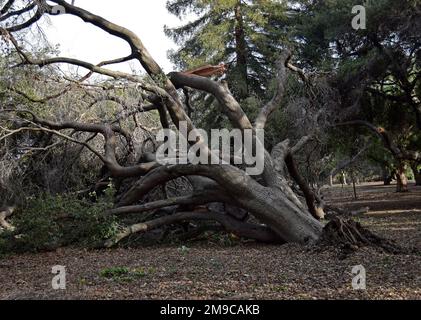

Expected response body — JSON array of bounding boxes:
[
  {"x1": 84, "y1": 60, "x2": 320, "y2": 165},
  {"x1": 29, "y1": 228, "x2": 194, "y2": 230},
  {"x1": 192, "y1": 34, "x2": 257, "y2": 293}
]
[{"x1": 0, "y1": 183, "x2": 420, "y2": 300}]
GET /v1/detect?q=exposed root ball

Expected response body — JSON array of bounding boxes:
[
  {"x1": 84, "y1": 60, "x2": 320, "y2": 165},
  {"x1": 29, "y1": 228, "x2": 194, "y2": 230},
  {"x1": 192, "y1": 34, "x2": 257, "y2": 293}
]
[{"x1": 318, "y1": 217, "x2": 405, "y2": 254}]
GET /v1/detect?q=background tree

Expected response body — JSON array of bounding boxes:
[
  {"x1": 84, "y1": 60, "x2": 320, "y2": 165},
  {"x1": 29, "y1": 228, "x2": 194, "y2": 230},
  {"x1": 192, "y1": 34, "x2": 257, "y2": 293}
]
[
  {"x1": 290, "y1": 0, "x2": 421, "y2": 191},
  {"x1": 165, "y1": 0, "x2": 289, "y2": 100}
]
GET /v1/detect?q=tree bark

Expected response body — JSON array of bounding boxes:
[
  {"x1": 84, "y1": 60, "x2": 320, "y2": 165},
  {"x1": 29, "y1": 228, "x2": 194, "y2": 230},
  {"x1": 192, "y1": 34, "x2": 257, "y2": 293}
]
[
  {"x1": 118, "y1": 164, "x2": 323, "y2": 244},
  {"x1": 104, "y1": 210, "x2": 284, "y2": 248},
  {"x1": 382, "y1": 166, "x2": 393, "y2": 185},
  {"x1": 341, "y1": 172, "x2": 347, "y2": 186},
  {"x1": 285, "y1": 153, "x2": 321, "y2": 220},
  {"x1": 233, "y1": 1, "x2": 249, "y2": 99},
  {"x1": 412, "y1": 164, "x2": 421, "y2": 186},
  {"x1": 396, "y1": 163, "x2": 409, "y2": 192}
]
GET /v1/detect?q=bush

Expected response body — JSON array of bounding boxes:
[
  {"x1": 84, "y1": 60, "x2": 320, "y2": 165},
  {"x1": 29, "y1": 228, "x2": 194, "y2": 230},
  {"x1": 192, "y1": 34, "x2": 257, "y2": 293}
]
[{"x1": 0, "y1": 182, "x2": 119, "y2": 254}]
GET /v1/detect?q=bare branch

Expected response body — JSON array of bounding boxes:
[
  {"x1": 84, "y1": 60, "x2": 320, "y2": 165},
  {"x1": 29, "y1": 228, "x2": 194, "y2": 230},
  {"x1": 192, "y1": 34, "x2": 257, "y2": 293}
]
[
  {"x1": 255, "y1": 50, "x2": 291, "y2": 130},
  {"x1": 4, "y1": 31, "x2": 163, "y2": 95},
  {"x1": 0, "y1": 0, "x2": 16, "y2": 16},
  {"x1": 2, "y1": 109, "x2": 159, "y2": 178},
  {"x1": 169, "y1": 72, "x2": 253, "y2": 130},
  {"x1": 78, "y1": 54, "x2": 136, "y2": 82},
  {"x1": 46, "y1": 0, "x2": 181, "y2": 101},
  {"x1": 3, "y1": 2, "x2": 43, "y2": 32},
  {"x1": 0, "y1": 125, "x2": 106, "y2": 161},
  {"x1": 6, "y1": 85, "x2": 73, "y2": 104},
  {"x1": 286, "y1": 59, "x2": 309, "y2": 83}
]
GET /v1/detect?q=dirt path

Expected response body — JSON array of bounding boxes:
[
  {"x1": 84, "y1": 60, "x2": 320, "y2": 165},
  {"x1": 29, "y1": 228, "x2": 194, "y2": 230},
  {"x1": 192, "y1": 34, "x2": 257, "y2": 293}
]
[{"x1": 1, "y1": 183, "x2": 420, "y2": 300}]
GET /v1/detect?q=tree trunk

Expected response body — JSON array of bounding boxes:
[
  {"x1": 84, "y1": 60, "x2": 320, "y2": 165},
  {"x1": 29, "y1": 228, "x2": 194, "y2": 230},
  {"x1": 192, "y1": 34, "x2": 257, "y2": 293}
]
[
  {"x1": 233, "y1": 184, "x2": 324, "y2": 244},
  {"x1": 352, "y1": 174, "x2": 358, "y2": 200},
  {"x1": 410, "y1": 164, "x2": 421, "y2": 186},
  {"x1": 118, "y1": 164, "x2": 324, "y2": 245},
  {"x1": 382, "y1": 166, "x2": 393, "y2": 185},
  {"x1": 233, "y1": 1, "x2": 249, "y2": 99},
  {"x1": 341, "y1": 172, "x2": 347, "y2": 185},
  {"x1": 285, "y1": 153, "x2": 322, "y2": 220},
  {"x1": 415, "y1": 174, "x2": 421, "y2": 186},
  {"x1": 396, "y1": 164, "x2": 409, "y2": 192}
]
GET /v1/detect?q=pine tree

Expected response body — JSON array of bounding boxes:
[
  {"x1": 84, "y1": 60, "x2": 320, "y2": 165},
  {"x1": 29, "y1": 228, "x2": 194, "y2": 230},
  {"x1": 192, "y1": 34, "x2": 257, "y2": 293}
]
[{"x1": 165, "y1": 0, "x2": 290, "y2": 100}]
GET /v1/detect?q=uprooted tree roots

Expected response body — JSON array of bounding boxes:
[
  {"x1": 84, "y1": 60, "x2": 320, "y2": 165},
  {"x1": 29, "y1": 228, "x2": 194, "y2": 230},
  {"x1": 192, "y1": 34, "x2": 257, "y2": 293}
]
[{"x1": 318, "y1": 217, "x2": 408, "y2": 255}]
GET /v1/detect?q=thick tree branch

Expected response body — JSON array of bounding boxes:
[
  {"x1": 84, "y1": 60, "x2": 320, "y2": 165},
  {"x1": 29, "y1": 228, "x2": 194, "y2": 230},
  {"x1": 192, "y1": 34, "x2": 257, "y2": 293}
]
[
  {"x1": 169, "y1": 72, "x2": 253, "y2": 130},
  {"x1": 255, "y1": 50, "x2": 291, "y2": 130},
  {"x1": 104, "y1": 210, "x2": 283, "y2": 248},
  {"x1": 3, "y1": 31, "x2": 163, "y2": 95},
  {"x1": 286, "y1": 59, "x2": 309, "y2": 83},
  {"x1": 109, "y1": 190, "x2": 225, "y2": 216},
  {"x1": 78, "y1": 54, "x2": 136, "y2": 82},
  {"x1": 285, "y1": 153, "x2": 320, "y2": 220},
  {"x1": 118, "y1": 164, "x2": 258, "y2": 207}
]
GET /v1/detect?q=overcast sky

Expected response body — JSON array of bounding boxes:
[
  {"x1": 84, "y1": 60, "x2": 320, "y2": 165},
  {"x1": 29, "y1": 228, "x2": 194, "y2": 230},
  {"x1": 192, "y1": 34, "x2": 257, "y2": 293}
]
[{"x1": 42, "y1": 0, "x2": 182, "y2": 74}]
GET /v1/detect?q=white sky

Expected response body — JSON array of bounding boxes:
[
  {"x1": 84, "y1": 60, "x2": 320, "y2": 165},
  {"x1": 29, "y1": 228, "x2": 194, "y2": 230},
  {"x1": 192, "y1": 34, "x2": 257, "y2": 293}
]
[{"x1": 41, "y1": 0, "x2": 182, "y2": 74}]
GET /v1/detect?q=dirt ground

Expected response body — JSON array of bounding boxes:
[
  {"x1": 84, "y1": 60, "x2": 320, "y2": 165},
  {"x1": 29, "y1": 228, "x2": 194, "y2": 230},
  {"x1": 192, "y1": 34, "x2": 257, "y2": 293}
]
[{"x1": 0, "y1": 182, "x2": 420, "y2": 300}]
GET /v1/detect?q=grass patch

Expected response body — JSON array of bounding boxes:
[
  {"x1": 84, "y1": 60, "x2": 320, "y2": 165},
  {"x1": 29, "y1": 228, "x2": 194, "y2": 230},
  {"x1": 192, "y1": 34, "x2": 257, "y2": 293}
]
[{"x1": 100, "y1": 267, "x2": 130, "y2": 279}]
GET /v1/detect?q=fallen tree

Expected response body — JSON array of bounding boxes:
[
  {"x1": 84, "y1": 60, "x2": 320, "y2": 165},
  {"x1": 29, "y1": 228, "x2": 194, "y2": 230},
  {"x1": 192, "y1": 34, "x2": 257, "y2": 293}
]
[{"x1": 0, "y1": 0, "x2": 404, "y2": 252}]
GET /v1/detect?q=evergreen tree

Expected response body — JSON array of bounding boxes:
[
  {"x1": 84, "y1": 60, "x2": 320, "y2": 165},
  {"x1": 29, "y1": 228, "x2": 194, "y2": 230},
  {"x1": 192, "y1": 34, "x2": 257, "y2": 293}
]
[{"x1": 165, "y1": 0, "x2": 290, "y2": 100}]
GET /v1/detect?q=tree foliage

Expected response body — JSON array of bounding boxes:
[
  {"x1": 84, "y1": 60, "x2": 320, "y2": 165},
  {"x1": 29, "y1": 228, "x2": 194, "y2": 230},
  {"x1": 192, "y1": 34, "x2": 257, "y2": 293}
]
[{"x1": 165, "y1": 0, "x2": 290, "y2": 99}]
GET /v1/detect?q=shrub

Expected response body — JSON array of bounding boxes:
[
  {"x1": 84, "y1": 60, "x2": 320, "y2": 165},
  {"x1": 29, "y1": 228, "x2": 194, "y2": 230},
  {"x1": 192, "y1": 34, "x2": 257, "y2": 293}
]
[
  {"x1": 100, "y1": 267, "x2": 130, "y2": 279},
  {"x1": 0, "y1": 182, "x2": 119, "y2": 253}
]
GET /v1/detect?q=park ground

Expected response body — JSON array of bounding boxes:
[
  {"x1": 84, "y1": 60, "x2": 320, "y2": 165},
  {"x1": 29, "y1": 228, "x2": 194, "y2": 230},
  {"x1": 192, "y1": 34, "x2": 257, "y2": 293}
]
[{"x1": 0, "y1": 182, "x2": 420, "y2": 300}]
